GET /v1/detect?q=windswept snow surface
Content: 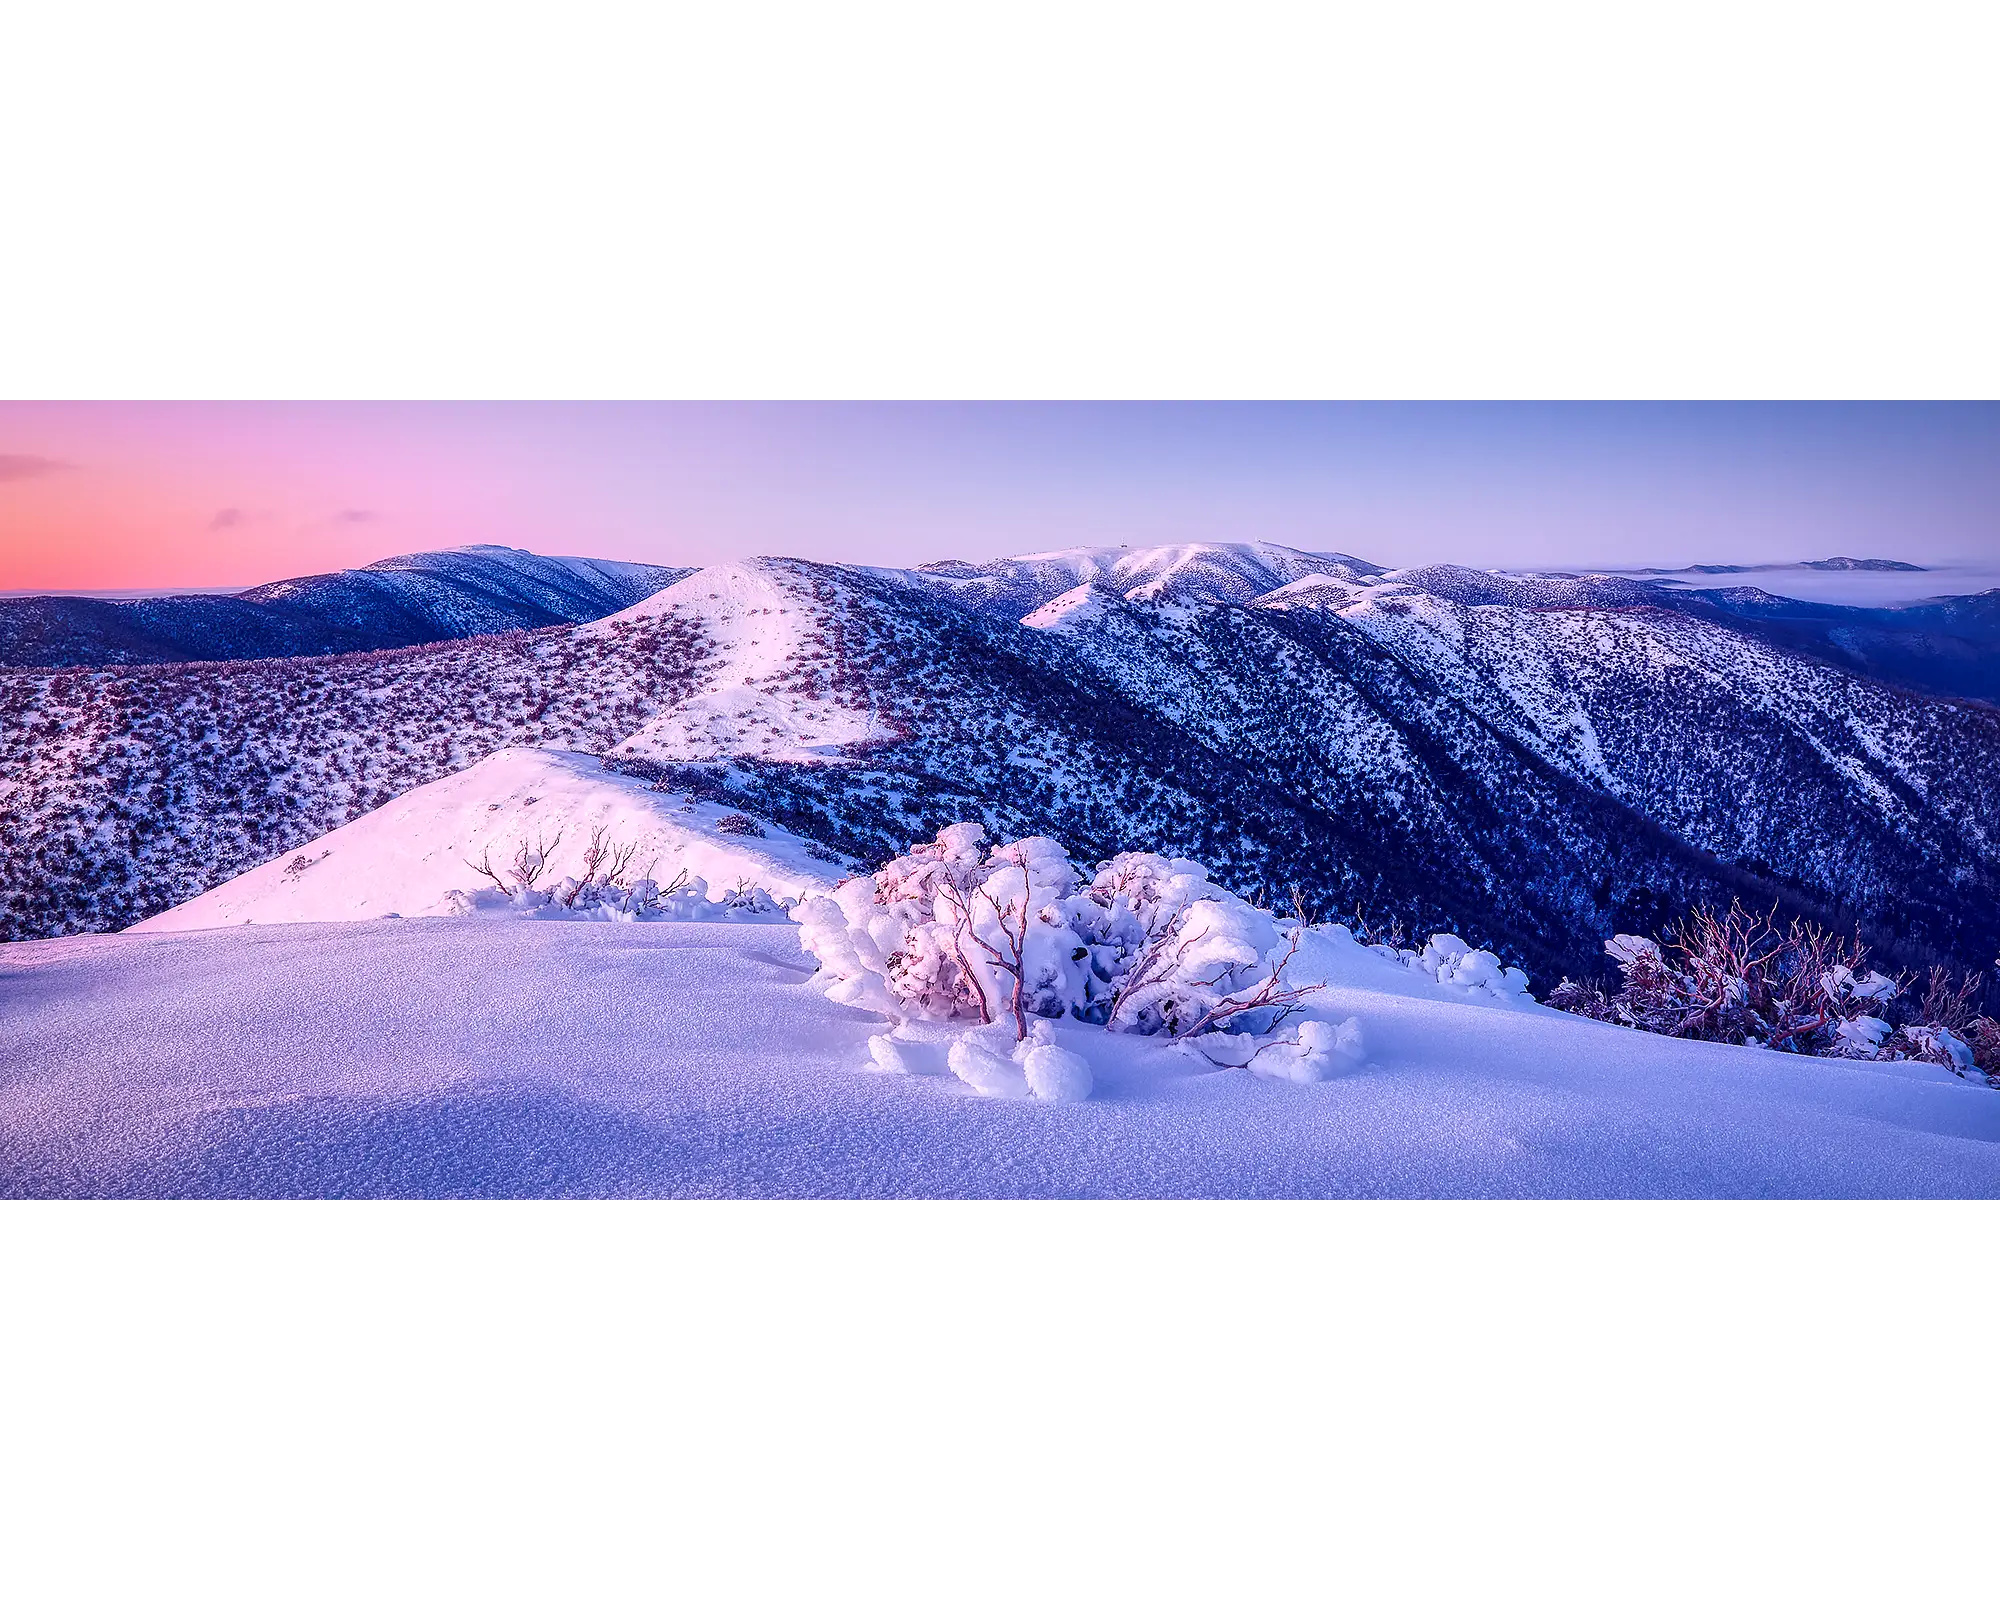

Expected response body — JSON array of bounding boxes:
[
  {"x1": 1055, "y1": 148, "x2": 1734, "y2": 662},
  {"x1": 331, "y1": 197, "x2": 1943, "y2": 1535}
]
[
  {"x1": 132, "y1": 747, "x2": 840, "y2": 932},
  {"x1": 5, "y1": 917, "x2": 1997, "y2": 1198}
]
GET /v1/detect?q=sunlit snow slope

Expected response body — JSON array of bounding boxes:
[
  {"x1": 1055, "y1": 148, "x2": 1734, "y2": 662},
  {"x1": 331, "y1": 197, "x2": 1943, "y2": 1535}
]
[{"x1": 132, "y1": 748, "x2": 842, "y2": 931}]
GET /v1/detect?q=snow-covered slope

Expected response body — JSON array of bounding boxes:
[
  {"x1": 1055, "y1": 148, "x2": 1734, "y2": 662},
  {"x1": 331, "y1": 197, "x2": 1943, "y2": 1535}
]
[
  {"x1": 133, "y1": 748, "x2": 842, "y2": 932},
  {"x1": 6, "y1": 915, "x2": 1996, "y2": 1198},
  {"x1": 6, "y1": 542, "x2": 1998, "y2": 984},
  {"x1": 1246, "y1": 569, "x2": 2000, "y2": 957},
  {"x1": 591, "y1": 554, "x2": 2000, "y2": 977},
  {"x1": 589, "y1": 565, "x2": 882, "y2": 763},
  {"x1": 0, "y1": 602, "x2": 717, "y2": 939}
]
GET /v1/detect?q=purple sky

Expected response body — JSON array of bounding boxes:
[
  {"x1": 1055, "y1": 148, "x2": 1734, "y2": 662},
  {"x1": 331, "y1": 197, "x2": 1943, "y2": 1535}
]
[{"x1": 1, "y1": 402, "x2": 1995, "y2": 590}]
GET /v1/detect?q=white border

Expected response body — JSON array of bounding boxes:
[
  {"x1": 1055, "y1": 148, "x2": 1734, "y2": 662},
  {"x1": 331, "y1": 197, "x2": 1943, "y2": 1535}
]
[
  {"x1": 4, "y1": 6, "x2": 1995, "y2": 1595},
  {"x1": 4, "y1": 2, "x2": 1995, "y2": 399},
  {"x1": 6, "y1": 1202, "x2": 1994, "y2": 1596}
]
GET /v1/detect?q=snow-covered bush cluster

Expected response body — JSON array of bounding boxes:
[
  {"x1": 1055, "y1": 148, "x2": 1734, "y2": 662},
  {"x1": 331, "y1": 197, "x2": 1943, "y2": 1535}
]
[
  {"x1": 861, "y1": 1019, "x2": 1099, "y2": 1102},
  {"x1": 443, "y1": 875, "x2": 788, "y2": 923},
  {"x1": 792, "y1": 823, "x2": 1418, "y2": 1101},
  {"x1": 793, "y1": 823, "x2": 1327, "y2": 1042},
  {"x1": 443, "y1": 826, "x2": 790, "y2": 924},
  {"x1": 1362, "y1": 930, "x2": 1532, "y2": 1004},
  {"x1": 1548, "y1": 902, "x2": 1998, "y2": 1084}
]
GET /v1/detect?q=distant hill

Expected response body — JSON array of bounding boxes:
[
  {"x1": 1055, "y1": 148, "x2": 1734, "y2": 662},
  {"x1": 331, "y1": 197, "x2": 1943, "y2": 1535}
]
[
  {"x1": 1616, "y1": 557, "x2": 1928, "y2": 576},
  {"x1": 0, "y1": 545, "x2": 692, "y2": 667}
]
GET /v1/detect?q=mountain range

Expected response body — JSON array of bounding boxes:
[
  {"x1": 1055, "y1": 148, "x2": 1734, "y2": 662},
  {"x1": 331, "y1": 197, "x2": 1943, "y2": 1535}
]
[
  {"x1": 0, "y1": 545, "x2": 690, "y2": 667},
  {"x1": 4, "y1": 540, "x2": 1996, "y2": 987}
]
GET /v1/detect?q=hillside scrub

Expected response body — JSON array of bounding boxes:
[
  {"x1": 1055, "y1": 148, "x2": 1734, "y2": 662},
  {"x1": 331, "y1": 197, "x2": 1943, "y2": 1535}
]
[
  {"x1": 1547, "y1": 900, "x2": 1999, "y2": 1084},
  {"x1": 442, "y1": 825, "x2": 790, "y2": 924}
]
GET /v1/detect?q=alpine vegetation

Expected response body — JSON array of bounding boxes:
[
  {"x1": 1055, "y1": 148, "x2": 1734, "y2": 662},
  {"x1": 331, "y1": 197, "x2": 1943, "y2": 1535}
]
[
  {"x1": 444, "y1": 825, "x2": 792, "y2": 924},
  {"x1": 794, "y1": 823, "x2": 1328, "y2": 1042},
  {"x1": 1548, "y1": 901, "x2": 1999, "y2": 1084},
  {"x1": 11, "y1": 544, "x2": 2000, "y2": 987},
  {"x1": 790, "y1": 821, "x2": 1506, "y2": 1097}
]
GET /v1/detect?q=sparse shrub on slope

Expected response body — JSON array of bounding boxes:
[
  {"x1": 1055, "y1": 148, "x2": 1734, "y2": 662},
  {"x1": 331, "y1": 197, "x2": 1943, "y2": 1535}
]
[
  {"x1": 443, "y1": 825, "x2": 791, "y2": 924},
  {"x1": 1547, "y1": 900, "x2": 1999, "y2": 1084}
]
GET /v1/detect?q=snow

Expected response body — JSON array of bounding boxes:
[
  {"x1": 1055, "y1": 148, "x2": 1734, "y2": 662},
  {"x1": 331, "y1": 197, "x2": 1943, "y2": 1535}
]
[
  {"x1": 921, "y1": 541, "x2": 1386, "y2": 617},
  {"x1": 1021, "y1": 1022, "x2": 1095, "y2": 1102},
  {"x1": 593, "y1": 563, "x2": 878, "y2": 763},
  {"x1": 131, "y1": 746, "x2": 840, "y2": 933},
  {"x1": 1020, "y1": 582, "x2": 1120, "y2": 631},
  {"x1": 6, "y1": 915, "x2": 1999, "y2": 1197},
  {"x1": 948, "y1": 1035, "x2": 1034, "y2": 1099}
]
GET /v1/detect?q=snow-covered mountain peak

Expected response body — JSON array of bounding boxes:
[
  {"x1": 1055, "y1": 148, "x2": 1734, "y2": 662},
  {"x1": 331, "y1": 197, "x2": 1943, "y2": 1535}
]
[
  {"x1": 1371, "y1": 564, "x2": 1668, "y2": 612},
  {"x1": 0, "y1": 543, "x2": 697, "y2": 672},
  {"x1": 588, "y1": 558, "x2": 803, "y2": 631},
  {"x1": 916, "y1": 540, "x2": 1387, "y2": 620}
]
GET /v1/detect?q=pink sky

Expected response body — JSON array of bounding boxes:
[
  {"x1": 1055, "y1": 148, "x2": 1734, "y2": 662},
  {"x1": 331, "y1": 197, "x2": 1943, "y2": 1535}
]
[{"x1": 3, "y1": 402, "x2": 1995, "y2": 592}]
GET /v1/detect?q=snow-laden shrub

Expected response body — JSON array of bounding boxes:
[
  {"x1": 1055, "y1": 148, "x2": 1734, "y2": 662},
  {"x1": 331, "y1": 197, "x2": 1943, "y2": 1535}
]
[
  {"x1": 1368, "y1": 931, "x2": 1531, "y2": 1004},
  {"x1": 1546, "y1": 901, "x2": 1998, "y2": 1084},
  {"x1": 1188, "y1": 1016, "x2": 1368, "y2": 1083},
  {"x1": 1900, "y1": 1024, "x2": 1974, "y2": 1073},
  {"x1": 450, "y1": 826, "x2": 789, "y2": 923},
  {"x1": 794, "y1": 823, "x2": 1324, "y2": 1044},
  {"x1": 442, "y1": 873, "x2": 790, "y2": 924},
  {"x1": 1596, "y1": 911, "x2": 1903, "y2": 1055}
]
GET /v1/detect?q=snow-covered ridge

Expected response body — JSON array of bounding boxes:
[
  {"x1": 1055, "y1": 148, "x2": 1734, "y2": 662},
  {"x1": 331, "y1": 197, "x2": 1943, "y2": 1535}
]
[
  {"x1": 133, "y1": 747, "x2": 840, "y2": 933},
  {"x1": 918, "y1": 541, "x2": 1387, "y2": 617},
  {"x1": 590, "y1": 561, "x2": 884, "y2": 763}
]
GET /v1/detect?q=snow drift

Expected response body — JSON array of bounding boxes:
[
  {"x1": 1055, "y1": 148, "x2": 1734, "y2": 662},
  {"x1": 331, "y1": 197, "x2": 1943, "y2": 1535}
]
[{"x1": 8, "y1": 914, "x2": 1999, "y2": 1198}]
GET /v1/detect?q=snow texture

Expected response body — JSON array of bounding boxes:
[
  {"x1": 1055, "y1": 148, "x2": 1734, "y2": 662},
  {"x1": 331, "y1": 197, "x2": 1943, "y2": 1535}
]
[{"x1": 6, "y1": 916, "x2": 1998, "y2": 1198}]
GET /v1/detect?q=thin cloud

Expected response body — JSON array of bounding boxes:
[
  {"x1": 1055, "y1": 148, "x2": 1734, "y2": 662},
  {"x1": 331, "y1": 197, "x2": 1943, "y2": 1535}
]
[
  {"x1": 0, "y1": 453, "x2": 72, "y2": 484},
  {"x1": 208, "y1": 508, "x2": 246, "y2": 531},
  {"x1": 334, "y1": 508, "x2": 379, "y2": 524}
]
